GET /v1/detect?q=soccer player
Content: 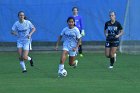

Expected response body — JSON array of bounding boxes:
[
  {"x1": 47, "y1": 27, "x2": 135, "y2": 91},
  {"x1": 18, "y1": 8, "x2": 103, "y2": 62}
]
[
  {"x1": 104, "y1": 11, "x2": 123, "y2": 68},
  {"x1": 11, "y1": 11, "x2": 36, "y2": 73},
  {"x1": 72, "y1": 7, "x2": 85, "y2": 57},
  {"x1": 55, "y1": 17, "x2": 81, "y2": 76}
]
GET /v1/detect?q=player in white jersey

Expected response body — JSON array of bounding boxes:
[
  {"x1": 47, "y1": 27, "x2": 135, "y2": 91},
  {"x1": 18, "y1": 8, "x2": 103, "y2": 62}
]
[
  {"x1": 11, "y1": 11, "x2": 36, "y2": 73},
  {"x1": 55, "y1": 17, "x2": 81, "y2": 76}
]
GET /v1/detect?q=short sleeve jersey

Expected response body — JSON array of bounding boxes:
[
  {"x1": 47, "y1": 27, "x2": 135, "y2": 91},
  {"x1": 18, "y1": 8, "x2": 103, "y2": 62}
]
[
  {"x1": 12, "y1": 20, "x2": 34, "y2": 40},
  {"x1": 61, "y1": 26, "x2": 81, "y2": 49},
  {"x1": 104, "y1": 20, "x2": 123, "y2": 41}
]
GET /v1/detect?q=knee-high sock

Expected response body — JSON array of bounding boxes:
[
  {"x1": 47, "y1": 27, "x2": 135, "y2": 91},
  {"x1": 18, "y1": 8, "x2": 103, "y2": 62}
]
[
  {"x1": 20, "y1": 61, "x2": 26, "y2": 71},
  {"x1": 79, "y1": 45, "x2": 83, "y2": 54},
  {"x1": 58, "y1": 64, "x2": 64, "y2": 71},
  {"x1": 110, "y1": 57, "x2": 114, "y2": 66},
  {"x1": 28, "y1": 56, "x2": 31, "y2": 61}
]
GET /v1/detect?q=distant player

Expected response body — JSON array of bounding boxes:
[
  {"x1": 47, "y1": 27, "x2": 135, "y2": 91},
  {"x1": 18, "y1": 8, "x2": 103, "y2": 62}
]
[
  {"x1": 55, "y1": 17, "x2": 81, "y2": 76},
  {"x1": 72, "y1": 7, "x2": 85, "y2": 57},
  {"x1": 104, "y1": 11, "x2": 123, "y2": 68},
  {"x1": 11, "y1": 11, "x2": 36, "y2": 73}
]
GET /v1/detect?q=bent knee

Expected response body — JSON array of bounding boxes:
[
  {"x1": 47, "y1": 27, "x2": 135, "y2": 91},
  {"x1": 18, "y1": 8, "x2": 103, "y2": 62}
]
[
  {"x1": 69, "y1": 62, "x2": 74, "y2": 66},
  {"x1": 23, "y1": 56, "x2": 28, "y2": 60}
]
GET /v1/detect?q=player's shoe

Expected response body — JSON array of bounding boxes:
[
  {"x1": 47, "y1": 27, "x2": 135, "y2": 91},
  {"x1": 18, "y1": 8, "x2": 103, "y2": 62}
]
[
  {"x1": 109, "y1": 66, "x2": 113, "y2": 69},
  {"x1": 74, "y1": 60, "x2": 78, "y2": 68},
  {"x1": 67, "y1": 54, "x2": 69, "y2": 57},
  {"x1": 30, "y1": 58, "x2": 34, "y2": 66},
  {"x1": 114, "y1": 53, "x2": 117, "y2": 62},
  {"x1": 79, "y1": 54, "x2": 83, "y2": 57},
  {"x1": 22, "y1": 70, "x2": 27, "y2": 73},
  {"x1": 58, "y1": 69, "x2": 63, "y2": 77}
]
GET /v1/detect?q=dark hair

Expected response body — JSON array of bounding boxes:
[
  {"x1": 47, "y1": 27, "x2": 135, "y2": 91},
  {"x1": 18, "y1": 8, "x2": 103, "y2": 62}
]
[
  {"x1": 18, "y1": 11, "x2": 27, "y2": 20},
  {"x1": 72, "y1": 7, "x2": 79, "y2": 11},
  {"x1": 67, "y1": 17, "x2": 75, "y2": 26},
  {"x1": 109, "y1": 11, "x2": 116, "y2": 15}
]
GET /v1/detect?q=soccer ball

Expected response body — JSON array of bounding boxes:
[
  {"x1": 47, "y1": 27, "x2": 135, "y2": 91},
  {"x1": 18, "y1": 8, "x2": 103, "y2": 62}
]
[{"x1": 58, "y1": 69, "x2": 67, "y2": 77}]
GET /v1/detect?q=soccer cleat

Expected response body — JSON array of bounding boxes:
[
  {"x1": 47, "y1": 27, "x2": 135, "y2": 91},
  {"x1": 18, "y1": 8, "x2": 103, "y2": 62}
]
[
  {"x1": 67, "y1": 54, "x2": 69, "y2": 57},
  {"x1": 30, "y1": 58, "x2": 34, "y2": 66},
  {"x1": 79, "y1": 54, "x2": 83, "y2": 57},
  {"x1": 114, "y1": 53, "x2": 117, "y2": 62},
  {"x1": 109, "y1": 66, "x2": 113, "y2": 69},
  {"x1": 22, "y1": 70, "x2": 27, "y2": 73},
  {"x1": 74, "y1": 60, "x2": 78, "y2": 68}
]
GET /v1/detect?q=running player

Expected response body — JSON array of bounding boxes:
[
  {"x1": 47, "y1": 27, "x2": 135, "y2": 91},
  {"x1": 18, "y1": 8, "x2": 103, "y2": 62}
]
[
  {"x1": 55, "y1": 17, "x2": 81, "y2": 76},
  {"x1": 72, "y1": 7, "x2": 85, "y2": 57},
  {"x1": 11, "y1": 11, "x2": 36, "y2": 73},
  {"x1": 104, "y1": 11, "x2": 123, "y2": 68}
]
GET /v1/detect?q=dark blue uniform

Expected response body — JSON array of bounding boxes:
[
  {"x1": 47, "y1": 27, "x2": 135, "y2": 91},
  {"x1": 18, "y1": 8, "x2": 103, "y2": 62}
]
[{"x1": 104, "y1": 20, "x2": 123, "y2": 47}]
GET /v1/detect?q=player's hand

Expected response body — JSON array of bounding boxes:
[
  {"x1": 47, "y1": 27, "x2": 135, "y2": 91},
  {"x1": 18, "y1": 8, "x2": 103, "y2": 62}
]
[
  {"x1": 115, "y1": 35, "x2": 120, "y2": 38},
  {"x1": 55, "y1": 46, "x2": 58, "y2": 50},
  {"x1": 27, "y1": 34, "x2": 31, "y2": 39},
  {"x1": 81, "y1": 30, "x2": 85, "y2": 36},
  {"x1": 105, "y1": 34, "x2": 108, "y2": 37},
  {"x1": 73, "y1": 47, "x2": 77, "y2": 51},
  {"x1": 11, "y1": 31, "x2": 18, "y2": 36}
]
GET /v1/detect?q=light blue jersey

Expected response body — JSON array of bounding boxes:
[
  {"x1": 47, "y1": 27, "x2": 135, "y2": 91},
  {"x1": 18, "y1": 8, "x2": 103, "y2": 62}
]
[
  {"x1": 12, "y1": 20, "x2": 34, "y2": 41},
  {"x1": 61, "y1": 27, "x2": 81, "y2": 51}
]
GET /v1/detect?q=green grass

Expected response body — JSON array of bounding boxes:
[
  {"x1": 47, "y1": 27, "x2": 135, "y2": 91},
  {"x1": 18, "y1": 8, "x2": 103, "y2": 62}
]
[{"x1": 0, "y1": 52, "x2": 140, "y2": 93}]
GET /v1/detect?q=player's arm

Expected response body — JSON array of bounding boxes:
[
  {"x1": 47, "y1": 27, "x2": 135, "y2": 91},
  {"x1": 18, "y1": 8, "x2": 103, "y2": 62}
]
[
  {"x1": 28, "y1": 21, "x2": 36, "y2": 39},
  {"x1": 11, "y1": 23, "x2": 18, "y2": 36},
  {"x1": 76, "y1": 38, "x2": 81, "y2": 49},
  {"x1": 104, "y1": 23, "x2": 108, "y2": 37},
  {"x1": 73, "y1": 38, "x2": 81, "y2": 51},
  {"x1": 11, "y1": 30, "x2": 18, "y2": 36},
  {"x1": 115, "y1": 30, "x2": 123, "y2": 38},
  {"x1": 115, "y1": 22, "x2": 124, "y2": 38},
  {"x1": 80, "y1": 17, "x2": 85, "y2": 36},
  {"x1": 73, "y1": 28, "x2": 82, "y2": 51},
  {"x1": 104, "y1": 30, "x2": 108, "y2": 37},
  {"x1": 28, "y1": 27, "x2": 36, "y2": 39},
  {"x1": 55, "y1": 35, "x2": 62, "y2": 50}
]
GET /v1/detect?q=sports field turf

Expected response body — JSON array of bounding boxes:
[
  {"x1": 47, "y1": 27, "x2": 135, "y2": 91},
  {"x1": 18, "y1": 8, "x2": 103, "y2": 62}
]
[{"x1": 0, "y1": 52, "x2": 140, "y2": 93}]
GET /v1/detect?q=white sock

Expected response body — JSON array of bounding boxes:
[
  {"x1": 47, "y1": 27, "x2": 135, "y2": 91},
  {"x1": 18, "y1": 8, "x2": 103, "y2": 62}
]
[
  {"x1": 20, "y1": 61, "x2": 26, "y2": 71},
  {"x1": 58, "y1": 64, "x2": 64, "y2": 71},
  {"x1": 28, "y1": 56, "x2": 31, "y2": 61}
]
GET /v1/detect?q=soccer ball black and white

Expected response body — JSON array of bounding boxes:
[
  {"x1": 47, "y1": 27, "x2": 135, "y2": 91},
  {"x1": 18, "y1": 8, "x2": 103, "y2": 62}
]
[{"x1": 58, "y1": 69, "x2": 67, "y2": 77}]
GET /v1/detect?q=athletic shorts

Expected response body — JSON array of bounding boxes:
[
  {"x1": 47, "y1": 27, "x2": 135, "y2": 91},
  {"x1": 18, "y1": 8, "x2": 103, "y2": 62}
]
[
  {"x1": 63, "y1": 46, "x2": 77, "y2": 56},
  {"x1": 105, "y1": 41, "x2": 120, "y2": 48},
  {"x1": 17, "y1": 40, "x2": 32, "y2": 50}
]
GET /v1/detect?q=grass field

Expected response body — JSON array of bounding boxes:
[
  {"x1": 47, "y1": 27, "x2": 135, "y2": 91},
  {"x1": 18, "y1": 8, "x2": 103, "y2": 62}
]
[{"x1": 0, "y1": 51, "x2": 140, "y2": 93}]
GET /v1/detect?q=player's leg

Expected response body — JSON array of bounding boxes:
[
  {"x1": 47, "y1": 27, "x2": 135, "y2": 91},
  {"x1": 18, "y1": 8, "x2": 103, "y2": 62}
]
[
  {"x1": 105, "y1": 42, "x2": 115, "y2": 68},
  {"x1": 113, "y1": 42, "x2": 119, "y2": 62},
  {"x1": 17, "y1": 41, "x2": 27, "y2": 73},
  {"x1": 23, "y1": 41, "x2": 34, "y2": 66},
  {"x1": 114, "y1": 53, "x2": 117, "y2": 62},
  {"x1": 105, "y1": 42, "x2": 111, "y2": 58},
  {"x1": 58, "y1": 50, "x2": 68, "y2": 72},
  {"x1": 105, "y1": 48, "x2": 110, "y2": 58},
  {"x1": 78, "y1": 40, "x2": 83, "y2": 57},
  {"x1": 18, "y1": 48, "x2": 27, "y2": 72},
  {"x1": 109, "y1": 47, "x2": 118, "y2": 68},
  {"x1": 69, "y1": 50, "x2": 78, "y2": 68}
]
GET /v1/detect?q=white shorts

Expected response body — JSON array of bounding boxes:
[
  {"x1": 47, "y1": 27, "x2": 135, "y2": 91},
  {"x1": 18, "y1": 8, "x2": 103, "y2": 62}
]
[
  {"x1": 63, "y1": 46, "x2": 77, "y2": 56},
  {"x1": 17, "y1": 40, "x2": 32, "y2": 50}
]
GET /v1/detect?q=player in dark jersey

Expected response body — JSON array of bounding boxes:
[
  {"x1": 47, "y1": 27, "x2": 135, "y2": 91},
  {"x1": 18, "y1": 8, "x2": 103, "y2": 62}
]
[{"x1": 104, "y1": 11, "x2": 123, "y2": 68}]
